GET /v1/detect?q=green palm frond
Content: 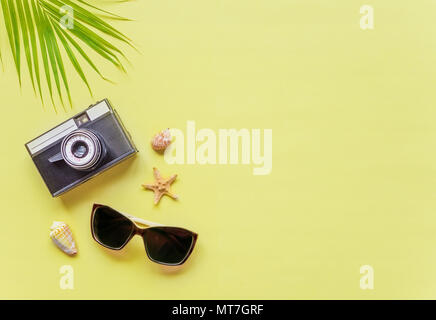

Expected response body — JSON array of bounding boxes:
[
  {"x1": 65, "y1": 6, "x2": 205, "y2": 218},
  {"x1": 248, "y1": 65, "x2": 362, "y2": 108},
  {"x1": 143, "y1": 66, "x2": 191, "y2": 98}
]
[{"x1": 0, "y1": 0, "x2": 132, "y2": 111}]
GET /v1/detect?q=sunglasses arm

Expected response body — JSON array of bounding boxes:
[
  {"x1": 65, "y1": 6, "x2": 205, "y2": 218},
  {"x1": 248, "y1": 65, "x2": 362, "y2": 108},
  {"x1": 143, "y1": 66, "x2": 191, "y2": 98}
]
[{"x1": 126, "y1": 215, "x2": 163, "y2": 227}]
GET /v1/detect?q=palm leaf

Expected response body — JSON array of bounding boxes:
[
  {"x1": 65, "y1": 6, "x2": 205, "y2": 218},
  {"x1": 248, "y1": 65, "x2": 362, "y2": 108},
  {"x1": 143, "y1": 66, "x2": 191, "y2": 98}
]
[
  {"x1": 0, "y1": 0, "x2": 132, "y2": 111},
  {"x1": 1, "y1": 0, "x2": 21, "y2": 84},
  {"x1": 32, "y1": 0, "x2": 55, "y2": 107},
  {"x1": 53, "y1": 22, "x2": 92, "y2": 96}
]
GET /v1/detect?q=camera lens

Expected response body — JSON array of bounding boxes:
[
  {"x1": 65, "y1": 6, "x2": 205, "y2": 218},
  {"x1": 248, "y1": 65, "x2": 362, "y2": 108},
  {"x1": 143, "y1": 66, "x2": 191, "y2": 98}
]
[
  {"x1": 61, "y1": 129, "x2": 103, "y2": 171},
  {"x1": 71, "y1": 141, "x2": 89, "y2": 158}
]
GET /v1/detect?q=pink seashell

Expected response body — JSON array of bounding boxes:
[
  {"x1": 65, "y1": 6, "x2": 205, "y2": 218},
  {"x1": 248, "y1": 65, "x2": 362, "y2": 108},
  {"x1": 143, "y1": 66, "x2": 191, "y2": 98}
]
[{"x1": 151, "y1": 128, "x2": 172, "y2": 152}]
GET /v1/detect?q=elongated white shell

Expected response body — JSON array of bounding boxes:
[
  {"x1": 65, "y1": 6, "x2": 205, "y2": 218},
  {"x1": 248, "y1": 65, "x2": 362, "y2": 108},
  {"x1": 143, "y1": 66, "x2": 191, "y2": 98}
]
[
  {"x1": 151, "y1": 128, "x2": 172, "y2": 152},
  {"x1": 50, "y1": 221, "x2": 77, "y2": 256}
]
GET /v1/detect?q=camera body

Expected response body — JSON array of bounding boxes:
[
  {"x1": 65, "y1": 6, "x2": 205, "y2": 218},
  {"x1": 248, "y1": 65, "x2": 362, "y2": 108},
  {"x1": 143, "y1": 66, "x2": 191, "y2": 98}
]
[{"x1": 25, "y1": 99, "x2": 137, "y2": 197}]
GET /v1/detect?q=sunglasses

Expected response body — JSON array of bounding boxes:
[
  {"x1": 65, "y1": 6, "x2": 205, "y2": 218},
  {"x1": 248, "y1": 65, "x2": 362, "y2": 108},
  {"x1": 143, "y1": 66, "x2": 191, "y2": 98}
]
[{"x1": 91, "y1": 204, "x2": 198, "y2": 266}]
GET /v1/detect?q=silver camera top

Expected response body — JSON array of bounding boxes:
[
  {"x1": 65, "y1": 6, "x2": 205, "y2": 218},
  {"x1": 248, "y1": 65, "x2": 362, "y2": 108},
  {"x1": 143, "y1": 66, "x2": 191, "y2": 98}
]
[{"x1": 26, "y1": 100, "x2": 111, "y2": 157}]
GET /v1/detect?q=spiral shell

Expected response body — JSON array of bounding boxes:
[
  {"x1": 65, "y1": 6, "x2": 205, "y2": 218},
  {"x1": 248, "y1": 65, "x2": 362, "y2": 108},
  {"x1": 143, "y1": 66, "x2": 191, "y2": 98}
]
[
  {"x1": 151, "y1": 128, "x2": 172, "y2": 152},
  {"x1": 50, "y1": 221, "x2": 77, "y2": 256}
]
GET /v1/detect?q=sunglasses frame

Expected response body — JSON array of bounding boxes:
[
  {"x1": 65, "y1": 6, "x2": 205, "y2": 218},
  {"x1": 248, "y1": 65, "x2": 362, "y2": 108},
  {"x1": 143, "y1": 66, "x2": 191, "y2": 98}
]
[{"x1": 91, "y1": 204, "x2": 198, "y2": 266}]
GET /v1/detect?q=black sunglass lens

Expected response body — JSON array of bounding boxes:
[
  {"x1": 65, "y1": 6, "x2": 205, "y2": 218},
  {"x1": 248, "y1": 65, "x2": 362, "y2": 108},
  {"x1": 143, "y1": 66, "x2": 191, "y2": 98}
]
[
  {"x1": 144, "y1": 227, "x2": 194, "y2": 265},
  {"x1": 92, "y1": 206, "x2": 135, "y2": 249}
]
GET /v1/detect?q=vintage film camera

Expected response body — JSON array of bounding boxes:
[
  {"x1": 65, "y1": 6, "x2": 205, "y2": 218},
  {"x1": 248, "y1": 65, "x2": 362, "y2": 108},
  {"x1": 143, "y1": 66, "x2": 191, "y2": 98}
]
[{"x1": 25, "y1": 99, "x2": 137, "y2": 197}]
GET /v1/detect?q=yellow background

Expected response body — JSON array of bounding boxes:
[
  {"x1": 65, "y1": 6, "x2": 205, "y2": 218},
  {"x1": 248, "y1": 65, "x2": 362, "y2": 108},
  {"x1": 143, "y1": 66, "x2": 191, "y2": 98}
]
[{"x1": 1, "y1": 0, "x2": 436, "y2": 299}]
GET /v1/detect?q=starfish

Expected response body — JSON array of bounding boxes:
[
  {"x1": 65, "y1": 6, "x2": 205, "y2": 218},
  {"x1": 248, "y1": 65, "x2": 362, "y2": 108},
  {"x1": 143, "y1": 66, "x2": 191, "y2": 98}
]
[{"x1": 142, "y1": 167, "x2": 179, "y2": 204}]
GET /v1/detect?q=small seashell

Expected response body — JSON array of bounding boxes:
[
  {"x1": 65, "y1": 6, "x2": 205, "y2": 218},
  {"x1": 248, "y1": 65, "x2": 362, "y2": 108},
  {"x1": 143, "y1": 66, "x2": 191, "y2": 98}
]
[
  {"x1": 50, "y1": 221, "x2": 77, "y2": 256},
  {"x1": 151, "y1": 128, "x2": 172, "y2": 152}
]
